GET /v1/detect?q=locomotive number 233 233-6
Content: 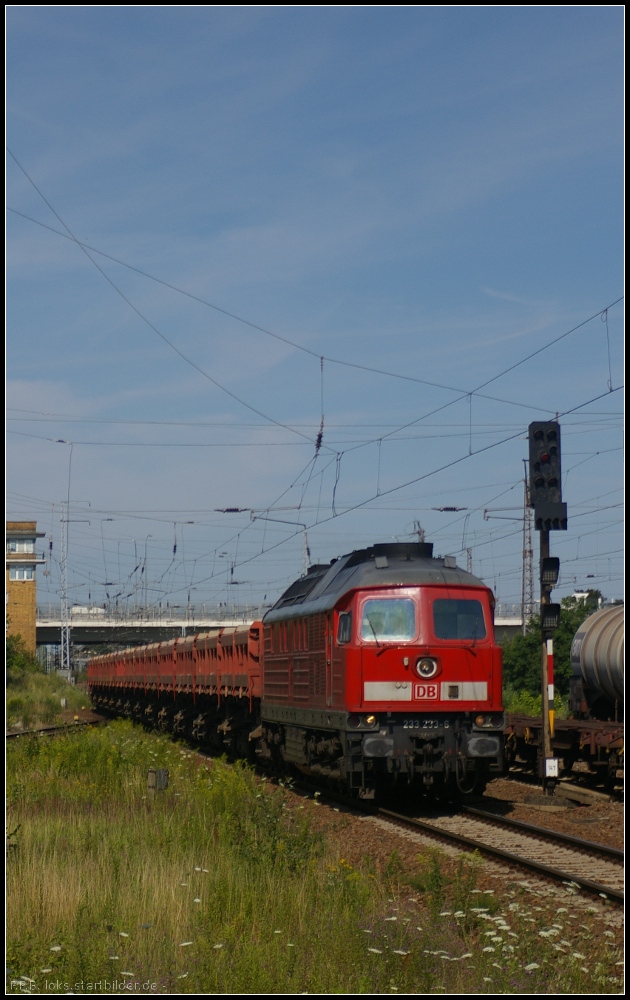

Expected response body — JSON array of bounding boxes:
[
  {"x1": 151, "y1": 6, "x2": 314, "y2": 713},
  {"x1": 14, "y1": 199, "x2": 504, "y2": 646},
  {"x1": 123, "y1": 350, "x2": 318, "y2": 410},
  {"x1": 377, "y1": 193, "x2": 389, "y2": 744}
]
[{"x1": 402, "y1": 718, "x2": 450, "y2": 729}]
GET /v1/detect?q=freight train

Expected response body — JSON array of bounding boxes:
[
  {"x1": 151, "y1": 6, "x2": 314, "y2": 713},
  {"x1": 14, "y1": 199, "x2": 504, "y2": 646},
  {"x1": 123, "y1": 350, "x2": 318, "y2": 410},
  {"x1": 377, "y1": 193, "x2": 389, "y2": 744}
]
[
  {"x1": 505, "y1": 604, "x2": 624, "y2": 789},
  {"x1": 88, "y1": 542, "x2": 505, "y2": 799}
]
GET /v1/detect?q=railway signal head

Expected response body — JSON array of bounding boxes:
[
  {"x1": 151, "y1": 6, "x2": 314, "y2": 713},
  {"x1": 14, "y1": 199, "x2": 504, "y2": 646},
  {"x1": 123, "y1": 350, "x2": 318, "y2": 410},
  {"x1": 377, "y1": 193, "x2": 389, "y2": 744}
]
[
  {"x1": 529, "y1": 422, "x2": 562, "y2": 503},
  {"x1": 541, "y1": 557, "x2": 560, "y2": 587},
  {"x1": 528, "y1": 421, "x2": 567, "y2": 530},
  {"x1": 541, "y1": 602, "x2": 561, "y2": 633}
]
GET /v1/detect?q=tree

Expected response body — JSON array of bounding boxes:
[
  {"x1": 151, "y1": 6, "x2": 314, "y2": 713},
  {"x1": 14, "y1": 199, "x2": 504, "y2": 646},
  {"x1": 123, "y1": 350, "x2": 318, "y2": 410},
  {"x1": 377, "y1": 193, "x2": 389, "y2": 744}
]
[
  {"x1": 501, "y1": 592, "x2": 601, "y2": 699},
  {"x1": 6, "y1": 631, "x2": 40, "y2": 682}
]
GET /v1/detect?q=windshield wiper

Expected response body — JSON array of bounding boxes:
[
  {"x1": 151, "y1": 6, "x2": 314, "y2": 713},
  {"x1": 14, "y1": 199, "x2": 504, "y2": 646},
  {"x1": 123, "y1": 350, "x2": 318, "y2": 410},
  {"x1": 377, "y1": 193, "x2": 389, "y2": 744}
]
[{"x1": 366, "y1": 616, "x2": 381, "y2": 648}]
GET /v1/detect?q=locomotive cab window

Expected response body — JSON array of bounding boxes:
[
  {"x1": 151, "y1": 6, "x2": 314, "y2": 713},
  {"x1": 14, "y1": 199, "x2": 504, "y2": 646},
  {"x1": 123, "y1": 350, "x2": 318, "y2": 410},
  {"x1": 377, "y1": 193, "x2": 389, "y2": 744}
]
[
  {"x1": 361, "y1": 598, "x2": 415, "y2": 642},
  {"x1": 337, "y1": 612, "x2": 352, "y2": 644},
  {"x1": 432, "y1": 599, "x2": 486, "y2": 640}
]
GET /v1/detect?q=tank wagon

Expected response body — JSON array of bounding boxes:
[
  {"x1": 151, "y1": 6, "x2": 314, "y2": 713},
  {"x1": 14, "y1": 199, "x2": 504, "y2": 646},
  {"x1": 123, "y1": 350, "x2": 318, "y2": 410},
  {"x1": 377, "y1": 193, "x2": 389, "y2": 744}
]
[
  {"x1": 569, "y1": 604, "x2": 624, "y2": 719},
  {"x1": 505, "y1": 604, "x2": 624, "y2": 789},
  {"x1": 89, "y1": 542, "x2": 505, "y2": 799}
]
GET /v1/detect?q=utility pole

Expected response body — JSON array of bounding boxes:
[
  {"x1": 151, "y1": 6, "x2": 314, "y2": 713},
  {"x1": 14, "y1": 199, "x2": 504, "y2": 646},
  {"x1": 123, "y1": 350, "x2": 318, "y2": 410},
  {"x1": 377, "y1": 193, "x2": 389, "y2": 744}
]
[
  {"x1": 528, "y1": 422, "x2": 567, "y2": 795},
  {"x1": 59, "y1": 500, "x2": 71, "y2": 675},
  {"x1": 521, "y1": 464, "x2": 534, "y2": 635}
]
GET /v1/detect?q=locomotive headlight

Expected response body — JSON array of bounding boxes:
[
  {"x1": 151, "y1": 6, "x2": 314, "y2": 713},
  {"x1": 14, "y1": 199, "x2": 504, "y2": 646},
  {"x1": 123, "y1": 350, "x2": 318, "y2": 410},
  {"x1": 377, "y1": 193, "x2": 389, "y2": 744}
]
[
  {"x1": 415, "y1": 657, "x2": 439, "y2": 679},
  {"x1": 365, "y1": 714, "x2": 378, "y2": 728},
  {"x1": 474, "y1": 713, "x2": 505, "y2": 729}
]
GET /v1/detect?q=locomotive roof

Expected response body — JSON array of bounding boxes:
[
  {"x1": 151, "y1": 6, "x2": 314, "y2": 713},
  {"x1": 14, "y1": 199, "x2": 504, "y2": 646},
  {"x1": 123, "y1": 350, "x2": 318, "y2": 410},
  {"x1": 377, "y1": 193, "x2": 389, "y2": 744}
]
[{"x1": 264, "y1": 542, "x2": 490, "y2": 623}]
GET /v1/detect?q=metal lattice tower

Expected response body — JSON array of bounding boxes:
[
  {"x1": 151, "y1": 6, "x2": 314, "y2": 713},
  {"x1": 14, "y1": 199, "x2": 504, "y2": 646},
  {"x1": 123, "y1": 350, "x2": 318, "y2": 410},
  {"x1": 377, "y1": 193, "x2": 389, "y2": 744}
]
[
  {"x1": 59, "y1": 501, "x2": 72, "y2": 673},
  {"x1": 521, "y1": 466, "x2": 535, "y2": 634}
]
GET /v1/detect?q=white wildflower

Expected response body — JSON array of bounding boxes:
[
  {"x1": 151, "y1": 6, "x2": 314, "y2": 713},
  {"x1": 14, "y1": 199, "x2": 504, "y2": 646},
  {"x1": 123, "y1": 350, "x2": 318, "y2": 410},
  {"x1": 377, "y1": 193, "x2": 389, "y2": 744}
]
[
  {"x1": 572, "y1": 952, "x2": 586, "y2": 960},
  {"x1": 213, "y1": 943, "x2": 224, "y2": 950},
  {"x1": 460, "y1": 953, "x2": 473, "y2": 960},
  {"x1": 393, "y1": 949, "x2": 410, "y2": 956},
  {"x1": 368, "y1": 948, "x2": 383, "y2": 954},
  {"x1": 482, "y1": 946, "x2": 495, "y2": 953},
  {"x1": 119, "y1": 932, "x2": 129, "y2": 937},
  {"x1": 177, "y1": 974, "x2": 188, "y2": 979},
  {"x1": 524, "y1": 963, "x2": 540, "y2": 972},
  {"x1": 603, "y1": 930, "x2": 614, "y2": 938},
  {"x1": 179, "y1": 941, "x2": 193, "y2": 947},
  {"x1": 438, "y1": 911, "x2": 451, "y2": 917},
  {"x1": 50, "y1": 946, "x2": 62, "y2": 952},
  {"x1": 385, "y1": 916, "x2": 398, "y2": 921}
]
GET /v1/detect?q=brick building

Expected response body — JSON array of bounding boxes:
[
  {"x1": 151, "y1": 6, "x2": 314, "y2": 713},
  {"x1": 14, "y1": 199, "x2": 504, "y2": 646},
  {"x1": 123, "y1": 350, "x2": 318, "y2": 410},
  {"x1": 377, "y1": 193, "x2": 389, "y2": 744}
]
[{"x1": 6, "y1": 521, "x2": 46, "y2": 654}]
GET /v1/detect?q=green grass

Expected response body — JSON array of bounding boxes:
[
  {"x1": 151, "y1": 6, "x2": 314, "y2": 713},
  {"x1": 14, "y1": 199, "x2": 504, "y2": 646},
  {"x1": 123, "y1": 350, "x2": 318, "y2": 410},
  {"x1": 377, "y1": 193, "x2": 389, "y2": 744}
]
[
  {"x1": 6, "y1": 669, "x2": 87, "y2": 730},
  {"x1": 6, "y1": 722, "x2": 623, "y2": 994}
]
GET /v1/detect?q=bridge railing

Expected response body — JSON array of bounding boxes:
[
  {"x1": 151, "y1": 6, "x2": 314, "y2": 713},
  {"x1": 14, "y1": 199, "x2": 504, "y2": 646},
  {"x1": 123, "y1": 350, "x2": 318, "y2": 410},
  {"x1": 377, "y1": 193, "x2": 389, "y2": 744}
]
[{"x1": 36, "y1": 604, "x2": 270, "y2": 624}]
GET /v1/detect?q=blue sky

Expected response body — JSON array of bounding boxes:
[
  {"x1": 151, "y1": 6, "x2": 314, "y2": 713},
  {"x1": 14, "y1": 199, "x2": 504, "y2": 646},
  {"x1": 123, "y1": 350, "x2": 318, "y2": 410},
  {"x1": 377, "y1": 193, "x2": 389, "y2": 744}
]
[{"x1": 7, "y1": 7, "x2": 624, "y2": 617}]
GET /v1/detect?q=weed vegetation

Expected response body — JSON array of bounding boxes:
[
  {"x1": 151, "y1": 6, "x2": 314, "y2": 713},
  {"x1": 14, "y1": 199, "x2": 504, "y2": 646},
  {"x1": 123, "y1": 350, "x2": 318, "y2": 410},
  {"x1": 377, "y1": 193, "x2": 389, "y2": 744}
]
[
  {"x1": 6, "y1": 633, "x2": 86, "y2": 730},
  {"x1": 502, "y1": 685, "x2": 569, "y2": 719},
  {"x1": 6, "y1": 722, "x2": 622, "y2": 994}
]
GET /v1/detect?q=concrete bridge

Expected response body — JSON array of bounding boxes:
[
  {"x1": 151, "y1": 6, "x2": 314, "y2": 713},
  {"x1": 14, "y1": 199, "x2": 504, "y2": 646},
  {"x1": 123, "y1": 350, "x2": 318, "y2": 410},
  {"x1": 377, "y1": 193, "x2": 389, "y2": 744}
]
[
  {"x1": 36, "y1": 604, "x2": 524, "y2": 648},
  {"x1": 36, "y1": 606, "x2": 267, "y2": 647}
]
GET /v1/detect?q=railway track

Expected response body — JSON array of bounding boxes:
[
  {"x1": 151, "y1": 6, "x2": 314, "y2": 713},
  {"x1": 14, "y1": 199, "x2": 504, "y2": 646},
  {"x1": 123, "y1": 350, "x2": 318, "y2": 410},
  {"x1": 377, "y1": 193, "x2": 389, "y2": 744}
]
[
  {"x1": 6, "y1": 718, "x2": 108, "y2": 740},
  {"x1": 377, "y1": 804, "x2": 624, "y2": 903}
]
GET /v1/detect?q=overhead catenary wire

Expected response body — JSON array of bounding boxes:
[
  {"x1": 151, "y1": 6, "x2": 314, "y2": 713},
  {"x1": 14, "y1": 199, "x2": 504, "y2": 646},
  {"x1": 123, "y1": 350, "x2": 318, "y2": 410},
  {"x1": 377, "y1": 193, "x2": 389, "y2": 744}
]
[
  {"x1": 8, "y1": 151, "x2": 623, "y2": 611},
  {"x1": 147, "y1": 386, "x2": 622, "y2": 601},
  {"x1": 6, "y1": 201, "x2": 623, "y2": 414},
  {"x1": 7, "y1": 149, "x2": 332, "y2": 455},
  {"x1": 8, "y1": 148, "x2": 623, "y2": 520}
]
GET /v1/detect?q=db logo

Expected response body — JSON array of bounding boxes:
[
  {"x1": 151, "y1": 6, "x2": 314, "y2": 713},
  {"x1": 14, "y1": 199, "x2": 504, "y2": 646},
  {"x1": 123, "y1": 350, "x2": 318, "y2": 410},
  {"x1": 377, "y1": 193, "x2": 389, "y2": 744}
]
[{"x1": 413, "y1": 683, "x2": 438, "y2": 700}]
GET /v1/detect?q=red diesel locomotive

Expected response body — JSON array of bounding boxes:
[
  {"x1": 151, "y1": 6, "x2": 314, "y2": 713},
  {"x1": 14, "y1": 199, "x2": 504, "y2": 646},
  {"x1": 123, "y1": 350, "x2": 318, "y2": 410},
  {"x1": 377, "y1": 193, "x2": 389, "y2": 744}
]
[{"x1": 88, "y1": 541, "x2": 505, "y2": 798}]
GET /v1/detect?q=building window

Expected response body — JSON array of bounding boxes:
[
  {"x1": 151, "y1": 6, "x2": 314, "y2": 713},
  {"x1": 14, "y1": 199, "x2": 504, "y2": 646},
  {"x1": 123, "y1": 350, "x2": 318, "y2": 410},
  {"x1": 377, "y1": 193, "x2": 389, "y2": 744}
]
[
  {"x1": 9, "y1": 566, "x2": 35, "y2": 581},
  {"x1": 7, "y1": 539, "x2": 35, "y2": 553}
]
